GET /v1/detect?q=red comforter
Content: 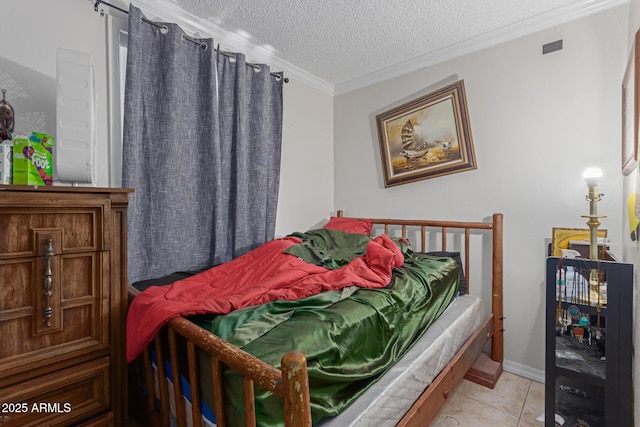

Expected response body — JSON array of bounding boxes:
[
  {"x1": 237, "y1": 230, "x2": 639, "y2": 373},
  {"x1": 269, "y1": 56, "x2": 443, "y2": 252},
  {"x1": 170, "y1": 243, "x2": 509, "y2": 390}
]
[{"x1": 126, "y1": 234, "x2": 404, "y2": 362}]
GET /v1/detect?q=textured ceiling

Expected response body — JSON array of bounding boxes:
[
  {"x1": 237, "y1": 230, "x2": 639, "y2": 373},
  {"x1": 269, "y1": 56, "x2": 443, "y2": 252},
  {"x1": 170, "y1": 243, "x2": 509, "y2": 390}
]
[{"x1": 129, "y1": 0, "x2": 627, "y2": 93}]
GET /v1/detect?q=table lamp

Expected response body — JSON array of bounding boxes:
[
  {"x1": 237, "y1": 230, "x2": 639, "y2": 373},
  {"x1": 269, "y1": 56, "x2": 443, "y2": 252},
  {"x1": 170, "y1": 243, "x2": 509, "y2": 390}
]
[{"x1": 581, "y1": 167, "x2": 605, "y2": 262}]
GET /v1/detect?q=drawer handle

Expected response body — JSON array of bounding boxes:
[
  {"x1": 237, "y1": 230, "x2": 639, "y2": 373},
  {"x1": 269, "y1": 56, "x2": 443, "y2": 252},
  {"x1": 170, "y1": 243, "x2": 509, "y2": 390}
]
[{"x1": 43, "y1": 238, "x2": 54, "y2": 327}]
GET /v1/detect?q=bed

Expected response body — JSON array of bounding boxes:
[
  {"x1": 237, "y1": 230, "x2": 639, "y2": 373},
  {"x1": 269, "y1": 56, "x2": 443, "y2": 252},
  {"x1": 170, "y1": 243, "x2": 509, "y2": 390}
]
[{"x1": 126, "y1": 211, "x2": 504, "y2": 427}]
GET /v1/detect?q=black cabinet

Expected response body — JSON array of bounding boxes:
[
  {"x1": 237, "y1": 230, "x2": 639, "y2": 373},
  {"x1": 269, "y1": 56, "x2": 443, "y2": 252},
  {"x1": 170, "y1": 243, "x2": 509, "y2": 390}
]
[{"x1": 545, "y1": 257, "x2": 633, "y2": 427}]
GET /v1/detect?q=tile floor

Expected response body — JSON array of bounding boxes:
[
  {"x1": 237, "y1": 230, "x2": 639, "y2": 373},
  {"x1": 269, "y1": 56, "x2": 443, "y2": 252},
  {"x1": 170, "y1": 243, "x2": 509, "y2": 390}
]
[
  {"x1": 128, "y1": 371, "x2": 546, "y2": 426},
  {"x1": 432, "y1": 372, "x2": 545, "y2": 427}
]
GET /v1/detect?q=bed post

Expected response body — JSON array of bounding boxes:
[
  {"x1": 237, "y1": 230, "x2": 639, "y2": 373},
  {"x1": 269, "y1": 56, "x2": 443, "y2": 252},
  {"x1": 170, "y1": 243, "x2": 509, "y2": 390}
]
[
  {"x1": 463, "y1": 213, "x2": 504, "y2": 389},
  {"x1": 281, "y1": 351, "x2": 311, "y2": 427},
  {"x1": 491, "y1": 213, "x2": 504, "y2": 363}
]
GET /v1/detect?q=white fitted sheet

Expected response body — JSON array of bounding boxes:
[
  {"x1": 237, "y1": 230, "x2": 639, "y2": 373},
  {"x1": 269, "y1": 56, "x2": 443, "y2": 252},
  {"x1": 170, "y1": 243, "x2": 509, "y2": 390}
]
[{"x1": 318, "y1": 294, "x2": 486, "y2": 427}]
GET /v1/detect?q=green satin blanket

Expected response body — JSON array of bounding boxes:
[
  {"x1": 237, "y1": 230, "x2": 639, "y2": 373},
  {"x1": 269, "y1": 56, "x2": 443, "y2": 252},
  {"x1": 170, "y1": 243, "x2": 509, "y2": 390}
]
[{"x1": 189, "y1": 230, "x2": 460, "y2": 426}]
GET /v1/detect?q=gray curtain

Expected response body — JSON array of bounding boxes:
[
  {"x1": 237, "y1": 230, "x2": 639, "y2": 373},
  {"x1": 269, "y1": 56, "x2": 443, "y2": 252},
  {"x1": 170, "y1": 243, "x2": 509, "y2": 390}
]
[
  {"x1": 214, "y1": 52, "x2": 283, "y2": 262},
  {"x1": 123, "y1": 6, "x2": 283, "y2": 283}
]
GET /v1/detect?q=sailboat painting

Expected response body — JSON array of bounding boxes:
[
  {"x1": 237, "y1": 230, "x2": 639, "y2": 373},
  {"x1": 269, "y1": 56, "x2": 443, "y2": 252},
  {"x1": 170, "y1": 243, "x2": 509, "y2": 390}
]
[{"x1": 376, "y1": 80, "x2": 477, "y2": 187}]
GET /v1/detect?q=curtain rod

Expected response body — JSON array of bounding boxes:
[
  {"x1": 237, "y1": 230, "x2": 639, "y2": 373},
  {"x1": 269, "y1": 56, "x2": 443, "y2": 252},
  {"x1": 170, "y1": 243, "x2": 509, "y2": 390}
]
[
  {"x1": 92, "y1": 0, "x2": 289, "y2": 83},
  {"x1": 94, "y1": 0, "x2": 127, "y2": 15}
]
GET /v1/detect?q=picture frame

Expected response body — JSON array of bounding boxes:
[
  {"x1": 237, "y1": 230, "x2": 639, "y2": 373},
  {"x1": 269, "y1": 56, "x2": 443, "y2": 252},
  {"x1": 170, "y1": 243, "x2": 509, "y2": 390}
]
[
  {"x1": 622, "y1": 29, "x2": 640, "y2": 176},
  {"x1": 551, "y1": 227, "x2": 608, "y2": 258},
  {"x1": 376, "y1": 80, "x2": 477, "y2": 187}
]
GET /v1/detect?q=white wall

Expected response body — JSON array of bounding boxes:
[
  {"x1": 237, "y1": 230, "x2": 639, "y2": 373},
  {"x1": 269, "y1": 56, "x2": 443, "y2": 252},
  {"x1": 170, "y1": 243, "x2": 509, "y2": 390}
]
[
  {"x1": 275, "y1": 79, "x2": 335, "y2": 235},
  {"x1": 334, "y1": 5, "x2": 628, "y2": 372}
]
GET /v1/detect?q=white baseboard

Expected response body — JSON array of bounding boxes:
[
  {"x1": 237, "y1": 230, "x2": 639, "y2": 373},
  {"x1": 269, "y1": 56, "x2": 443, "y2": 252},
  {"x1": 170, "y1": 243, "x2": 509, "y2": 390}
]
[{"x1": 503, "y1": 359, "x2": 545, "y2": 384}]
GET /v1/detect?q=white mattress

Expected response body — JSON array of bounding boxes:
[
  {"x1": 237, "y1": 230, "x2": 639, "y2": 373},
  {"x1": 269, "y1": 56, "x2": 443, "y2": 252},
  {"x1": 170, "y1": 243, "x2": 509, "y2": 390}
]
[{"x1": 318, "y1": 294, "x2": 486, "y2": 427}]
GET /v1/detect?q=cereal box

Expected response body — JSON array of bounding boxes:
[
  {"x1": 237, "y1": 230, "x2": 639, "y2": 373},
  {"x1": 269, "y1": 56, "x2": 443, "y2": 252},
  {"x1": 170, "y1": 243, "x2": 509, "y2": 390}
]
[
  {"x1": 0, "y1": 140, "x2": 12, "y2": 184},
  {"x1": 13, "y1": 133, "x2": 55, "y2": 185}
]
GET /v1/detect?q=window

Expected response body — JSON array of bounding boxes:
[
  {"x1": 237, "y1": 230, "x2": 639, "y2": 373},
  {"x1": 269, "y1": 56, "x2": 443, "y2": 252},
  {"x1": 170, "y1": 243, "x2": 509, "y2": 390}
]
[{"x1": 107, "y1": 15, "x2": 128, "y2": 187}]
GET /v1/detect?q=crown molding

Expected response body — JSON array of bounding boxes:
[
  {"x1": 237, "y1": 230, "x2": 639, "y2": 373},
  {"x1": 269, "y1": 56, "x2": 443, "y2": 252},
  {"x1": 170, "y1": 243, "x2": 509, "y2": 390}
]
[
  {"x1": 126, "y1": 0, "x2": 334, "y2": 95},
  {"x1": 334, "y1": 0, "x2": 630, "y2": 95},
  {"x1": 122, "y1": 0, "x2": 628, "y2": 97}
]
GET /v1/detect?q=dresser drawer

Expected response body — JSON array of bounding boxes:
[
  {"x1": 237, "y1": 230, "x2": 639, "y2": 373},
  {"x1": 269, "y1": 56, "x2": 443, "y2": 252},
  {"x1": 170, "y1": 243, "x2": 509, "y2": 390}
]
[
  {"x1": 0, "y1": 357, "x2": 111, "y2": 426},
  {"x1": 0, "y1": 250, "x2": 110, "y2": 379},
  {"x1": 0, "y1": 206, "x2": 107, "y2": 259}
]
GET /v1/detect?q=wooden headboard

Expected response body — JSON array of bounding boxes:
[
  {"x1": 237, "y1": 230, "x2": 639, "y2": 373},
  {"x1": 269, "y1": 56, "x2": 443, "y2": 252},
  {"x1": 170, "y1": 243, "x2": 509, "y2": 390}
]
[{"x1": 336, "y1": 210, "x2": 504, "y2": 363}]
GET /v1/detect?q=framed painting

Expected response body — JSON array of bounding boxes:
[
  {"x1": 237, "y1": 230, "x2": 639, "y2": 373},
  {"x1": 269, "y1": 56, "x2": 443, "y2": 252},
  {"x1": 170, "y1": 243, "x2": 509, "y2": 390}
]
[
  {"x1": 376, "y1": 80, "x2": 476, "y2": 187},
  {"x1": 622, "y1": 29, "x2": 640, "y2": 176},
  {"x1": 551, "y1": 227, "x2": 607, "y2": 257}
]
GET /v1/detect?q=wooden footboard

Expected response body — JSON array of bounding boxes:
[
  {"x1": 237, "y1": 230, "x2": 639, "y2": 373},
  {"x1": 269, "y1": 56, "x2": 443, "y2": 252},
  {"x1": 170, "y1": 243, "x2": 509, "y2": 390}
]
[
  {"x1": 129, "y1": 312, "x2": 312, "y2": 427},
  {"x1": 183, "y1": 318, "x2": 308, "y2": 426},
  {"x1": 128, "y1": 212, "x2": 503, "y2": 426}
]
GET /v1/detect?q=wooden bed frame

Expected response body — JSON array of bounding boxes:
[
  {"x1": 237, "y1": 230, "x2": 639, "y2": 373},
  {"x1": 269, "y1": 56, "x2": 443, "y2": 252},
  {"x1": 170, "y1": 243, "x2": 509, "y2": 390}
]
[{"x1": 127, "y1": 211, "x2": 504, "y2": 427}]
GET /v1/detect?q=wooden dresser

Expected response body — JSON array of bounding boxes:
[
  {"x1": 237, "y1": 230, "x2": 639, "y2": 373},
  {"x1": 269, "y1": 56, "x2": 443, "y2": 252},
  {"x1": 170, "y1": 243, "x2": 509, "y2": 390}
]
[{"x1": 0, "y1": 186, "x2": 131, "y2": 426}]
